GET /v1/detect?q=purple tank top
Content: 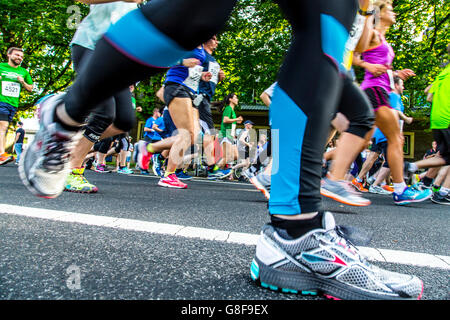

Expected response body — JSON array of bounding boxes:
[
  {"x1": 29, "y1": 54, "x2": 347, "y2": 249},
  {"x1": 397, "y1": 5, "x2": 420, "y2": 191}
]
[{"x1": 360, "y1": 33, "x2": 395, "y2": 93}]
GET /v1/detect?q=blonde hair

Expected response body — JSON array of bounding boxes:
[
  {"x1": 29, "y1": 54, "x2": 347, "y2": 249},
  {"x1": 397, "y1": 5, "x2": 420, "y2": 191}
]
[{"x1": 373, "y1": 0, "x2": 392, "y2": 12}]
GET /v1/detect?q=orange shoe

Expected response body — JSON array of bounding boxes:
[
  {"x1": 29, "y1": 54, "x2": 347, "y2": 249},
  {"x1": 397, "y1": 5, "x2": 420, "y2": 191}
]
[
  {"x1": 0, "y1": 153, "x2": 14, "y2": 166},
  {"x1": 382, "y1": 185, "x2": 394, "y2": 193},
  {"x1": 351, "y1": 178, "x2": 368, "y2": 192}
]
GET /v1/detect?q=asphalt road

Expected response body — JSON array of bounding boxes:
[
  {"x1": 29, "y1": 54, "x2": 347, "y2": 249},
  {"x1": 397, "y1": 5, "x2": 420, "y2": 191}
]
[{"x1": 0, "y1": 163, "x2": 448, "y2": 303}]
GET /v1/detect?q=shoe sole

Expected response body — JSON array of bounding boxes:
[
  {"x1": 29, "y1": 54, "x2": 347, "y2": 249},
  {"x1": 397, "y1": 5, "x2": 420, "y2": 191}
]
[
  {"x1": 320, "y1": 188, "x2": 370, "y2": 207},
  {"x1": 250, "y1": 257, "x2": 423, "y2": 300},
  {"x1": 0, "y1": 156, "x2": 14, "y2": 166},
  {"x1": 430, "y1": 197, "x2": 450, "y2": 205},
  {"x1": 64, "y1": 188, "x2": 98, "y2": 193},
  {"x1": 249, "y1": 177, "x2": 270, "y2": 200}
]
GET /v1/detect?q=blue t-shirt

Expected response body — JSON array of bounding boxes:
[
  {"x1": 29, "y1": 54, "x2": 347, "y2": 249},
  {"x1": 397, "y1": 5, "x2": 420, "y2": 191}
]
[
  {"x1": 198, "y1": 52, "x2": 221, "y2": 100},
  {"x1": 389, "y1": 92, "x2": 404, "y2": 113},
  {"x1": 372, "y1": 92, "x2": 405, "y2": 144},
  {"x1": 164, "y1": 46, "x2": 206, "y2": 93},
  {"x1": 144, "y1": 116, "x2": 165, "y2": 141}
]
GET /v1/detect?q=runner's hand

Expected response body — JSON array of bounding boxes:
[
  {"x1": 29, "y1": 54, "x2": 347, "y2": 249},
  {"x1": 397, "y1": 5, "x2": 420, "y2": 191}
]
[
  {"x1": 182, "y1": 58, "x2": 200, "y2": 68},
  {"x1": 202, "y1": 72, "x2": 212, "y2": 82},
  {"x1": 396, "y1": 69, "x2": 416, "y2": 81},
  {"x1": 366, "y1": 63, "x2": 387, "y2": 77}
]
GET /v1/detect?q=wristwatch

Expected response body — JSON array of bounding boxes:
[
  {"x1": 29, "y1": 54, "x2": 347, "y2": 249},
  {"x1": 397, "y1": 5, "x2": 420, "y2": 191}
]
[{"x1": 358, "y1": 8, "x2": 376, "y2": 16}]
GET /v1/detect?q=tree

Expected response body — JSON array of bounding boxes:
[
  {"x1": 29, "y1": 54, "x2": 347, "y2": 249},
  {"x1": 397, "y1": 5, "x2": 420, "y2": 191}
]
[{"x1": 0, "y1": 0, "x2": 89, "y2": 120}]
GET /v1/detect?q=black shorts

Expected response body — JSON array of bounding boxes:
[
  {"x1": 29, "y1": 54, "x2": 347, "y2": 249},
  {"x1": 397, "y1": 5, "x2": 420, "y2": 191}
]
[
  {"x1": 197, "y1": 95, "x2": 215, "y2": 135},
  {"x1": 163, "y1": 82, "x2": 194, "y2": 107},
  {"x1": 94, "y1": 137, "x2": 114, "y2": 154},
  {"x1": 363, "y1": 87, "x2": 392, "y2": 111},
  {"x1": 371, "y1": 140, "x2": 389, "y2": 168},
  {"x1": 0, "y1": 102, "x2": 17, "y2": 122},
  {"x1": 433, "y1": 128, "x2": 450, "y2": 165}
]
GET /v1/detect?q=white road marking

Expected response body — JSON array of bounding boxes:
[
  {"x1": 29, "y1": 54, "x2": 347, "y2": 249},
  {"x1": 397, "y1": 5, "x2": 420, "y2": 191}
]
[{"x1": 1, "y1": 204, "x2": 448, "y2": 270}]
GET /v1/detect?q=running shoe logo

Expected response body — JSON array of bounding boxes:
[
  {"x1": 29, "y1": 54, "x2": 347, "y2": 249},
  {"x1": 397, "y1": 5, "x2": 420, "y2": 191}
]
[{"x1": 301, "y1": 252, "x2": 347, "y2": 267}]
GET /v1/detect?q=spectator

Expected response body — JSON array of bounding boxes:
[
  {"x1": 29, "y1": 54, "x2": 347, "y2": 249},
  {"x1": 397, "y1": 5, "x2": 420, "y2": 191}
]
[
  {"x1": 143, "y1": 108, "x2": 165, "y2": 143},
  {"x1": 13, "y1": 121, "x2": 25, "y2": 165}
]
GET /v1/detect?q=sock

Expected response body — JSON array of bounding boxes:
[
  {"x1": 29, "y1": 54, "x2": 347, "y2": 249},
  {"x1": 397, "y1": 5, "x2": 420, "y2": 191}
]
[
  {"x1": 394, "y1": 182, "x2": 407, "y2": 194},
  {"x1": 356, "y1": 177, "x2": 363, "y2": 183},
  {"x1": 439, "y1": 187, "x2": 449, "y2": 196},
  {"x1": 164, "y1": 171, "x2": 175, "y2": 177},
  {"x1": 432, "y1": 184, "x2": 441, "y2": 193},
  {"x1": 147, "y1": 143, "x2": 155, "y2": 154},
  {"x1": 270, "y1": 212, "x2": 323, "y2": 240},
  {"x1": 422, "y1": 176, "x2": 433, "y2": 187},
  {"x1": 408, "y1": 162, "x2": 418, "y2": 173}
]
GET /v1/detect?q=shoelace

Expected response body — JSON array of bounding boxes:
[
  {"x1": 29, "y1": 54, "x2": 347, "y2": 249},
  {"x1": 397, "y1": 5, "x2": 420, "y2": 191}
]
[
  {"x1": 74, "y1": 174, "x2": 90, "y2": 184},
  {"x1": 318, "y1": 225, "x2": 373, "y2": 265},
  {"x1": 42, "y1": 134, "x2": 72, "y2": 170}
]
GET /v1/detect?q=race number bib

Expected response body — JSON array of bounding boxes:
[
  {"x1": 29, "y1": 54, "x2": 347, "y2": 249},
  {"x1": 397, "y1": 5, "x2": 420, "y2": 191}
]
[
  {"x1": 183, "y1": 65, "x2": 204, "y2": 92},
  {"x1": 387, "y1": 69, "x2": 395, "y2": 90},
  {"x1": 2, "y1": 81, "x2": 21, "y2": 98},
  {"x1": 208, "y1": 61, "x2": 220, "y2": 84}
]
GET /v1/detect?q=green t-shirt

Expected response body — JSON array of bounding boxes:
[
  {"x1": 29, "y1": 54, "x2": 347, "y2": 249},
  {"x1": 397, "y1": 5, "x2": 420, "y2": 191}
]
[
  {"x1": 430, "y1": 64, "x2": 450, "y2": 129},
  {"x1": 0, "y1": 63, "x2": 33, "y2": 108},
  {"x1": 131, "y1": 96, "x2": 136, "y2": 110},
  {"x1": 220, "y1": 105, "x2": 237, "y2": 140}
]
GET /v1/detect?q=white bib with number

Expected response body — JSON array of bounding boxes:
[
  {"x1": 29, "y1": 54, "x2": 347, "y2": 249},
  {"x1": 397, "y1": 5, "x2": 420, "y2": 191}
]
[
  {"x1": 208, "y1": 61, "x2": 220, "y2": 85},
  {"x1": 183, "y1": 65, "x2": 204, "y2": 92},
  {"x1": 2, "y1": 81, "x2": 21, "y2": 98}
]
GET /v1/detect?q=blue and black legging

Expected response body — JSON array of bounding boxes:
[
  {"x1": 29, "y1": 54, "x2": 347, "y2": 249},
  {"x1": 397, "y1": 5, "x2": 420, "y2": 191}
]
[{"x1": 62, "y1": 0, "x2": 362, "y2": 216}]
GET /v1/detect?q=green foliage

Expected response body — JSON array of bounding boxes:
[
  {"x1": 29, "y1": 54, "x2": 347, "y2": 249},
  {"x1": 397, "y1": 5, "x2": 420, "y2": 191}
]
[
  {"x1": 214, "y1": 0, "x2": 290, "y2": 105},
  {"x1": 0, "y1": 0, "x2": 89, "y2": 123}
]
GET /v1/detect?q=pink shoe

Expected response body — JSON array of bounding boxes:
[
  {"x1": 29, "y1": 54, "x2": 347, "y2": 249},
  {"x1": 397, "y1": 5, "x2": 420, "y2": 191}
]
[
  {"x1": 158, "y1": 174, "x2": 188, "y2": 189},
  {"x1": 137, "y1": 141, "x2": 153, "y2": 171}
]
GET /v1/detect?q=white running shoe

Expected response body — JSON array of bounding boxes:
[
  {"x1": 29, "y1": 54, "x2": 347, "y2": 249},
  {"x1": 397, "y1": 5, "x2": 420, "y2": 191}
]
[{"x1": 19, "y1": 94, "x2": 78, "y2": 198}]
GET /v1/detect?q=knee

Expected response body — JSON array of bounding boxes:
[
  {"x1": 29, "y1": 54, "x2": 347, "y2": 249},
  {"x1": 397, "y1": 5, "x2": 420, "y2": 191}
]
[{"x1": 113, "y1": 113, "x2": 136, "y2": 133}]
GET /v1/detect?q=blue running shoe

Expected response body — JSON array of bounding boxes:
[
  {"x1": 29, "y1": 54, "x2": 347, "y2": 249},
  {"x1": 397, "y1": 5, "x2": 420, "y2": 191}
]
[
  {"x1": 217, "y1": 168, "x2": 232, "y2": 179},
  {"x1": 393, "y1": 186, "x2": 432, "y2": 205},
  {"x1": 152, "y1": 154, "x2": 163, "y2": 177},
  {"x1": 176, "y1": 170, "x2": 192, "y2": 180}
]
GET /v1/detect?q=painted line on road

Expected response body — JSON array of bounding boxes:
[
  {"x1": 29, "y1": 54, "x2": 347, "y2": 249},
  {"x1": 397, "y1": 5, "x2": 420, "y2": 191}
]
[{"x1": 1, "y1": 203, "x2": 449, "y2": 270}]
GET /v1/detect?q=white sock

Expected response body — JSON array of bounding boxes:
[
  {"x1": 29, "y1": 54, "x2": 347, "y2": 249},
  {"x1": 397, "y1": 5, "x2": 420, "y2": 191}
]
[
  {"x1": 439, "y1": 187, "x2": 449, "y2": 196},
  {"x1": 408, "y1": 163, "x2": 418, "y2": 173},
  {"x1": 394, "y1": 182, "x2": 407, "y2": 194}
]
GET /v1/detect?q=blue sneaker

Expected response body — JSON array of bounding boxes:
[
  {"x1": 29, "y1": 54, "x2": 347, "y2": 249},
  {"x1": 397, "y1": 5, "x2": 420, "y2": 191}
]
[
  {"x1": 140, "y1": 169, "x2": 150, "y2": 175},
  {"x1": 152, "y1": 154, "x2": 163, "y2": 177},
  {"x1": 176, "y1": 170, "x2": 192, "y2": 180},
  {"x1": 217, "y1": 168, "x2": 232, "y2": 179},
  {"x1": 393, "y1": 186, "x2": 432, "y2": 205},
  {"x1": 117, "y1": 167, "x2": 134, "y2": 174}
]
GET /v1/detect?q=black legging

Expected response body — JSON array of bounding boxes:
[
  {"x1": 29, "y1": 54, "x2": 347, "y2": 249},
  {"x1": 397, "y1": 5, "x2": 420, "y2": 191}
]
[
  {"x1": 71, "y1": 44, "x2": 135, "y2": 142},
  {"x1": 61, "y1": 0, "x2": 359, "y2": 215}
]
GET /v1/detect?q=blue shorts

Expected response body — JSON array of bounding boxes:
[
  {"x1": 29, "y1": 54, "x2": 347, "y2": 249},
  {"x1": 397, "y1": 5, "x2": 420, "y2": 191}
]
[{"x1": 0, "y1": 102, "x2": 17, "y2": 122}]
